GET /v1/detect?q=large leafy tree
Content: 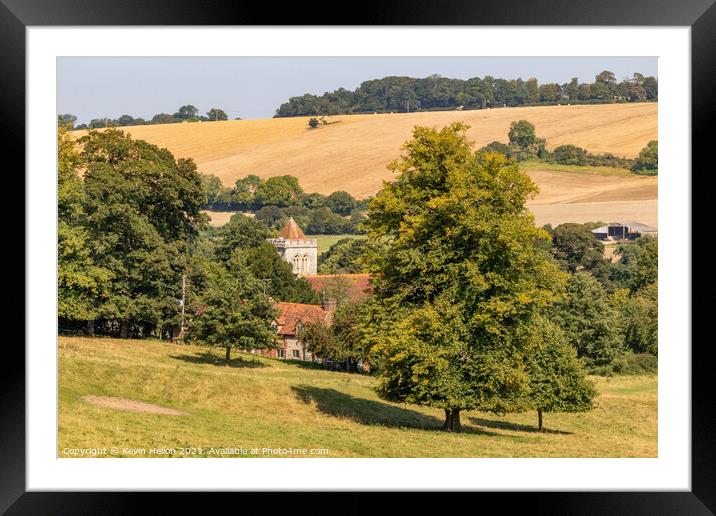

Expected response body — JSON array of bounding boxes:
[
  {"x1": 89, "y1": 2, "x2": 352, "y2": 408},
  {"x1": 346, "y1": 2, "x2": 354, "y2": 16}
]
[
  {"x1": 214, "y1": 214, "x2": 318, "y2": 303},
  {"x1": 632, "y1": 140, "x2": 658, "y2": 174},
  {"x1": 317, "y1": 238, "x2": 366, "y2": 274},
  {"x1": 174, "y1": 104, "x2": 199, "y2": 120},
  {"x1": 57, "y1": 113, "x2": 77, "y2": 129},
  {"x1": 233, "y1": 175, "x2": 263, "y2": 210},
  {"x1": 190, "y1": 253, "x2": 278, "y2": 360},
  {"x1": 300, "y1": 300, "x2": 367, "y2": 371},
  {"x1": 608, "y1": 236, "x2": 658, "y2": 292},
  {"x1": 57, "y1": 128, "x2": 111, "y2": 329},
  {"x1": 550, "y1": 223, "x2": 610, "y2": 284},
  {"x1": 518, "y1": 315, "x2": 596, "y2": 432},
  {"x1": 206, "y1": 108, "x2": 228, "y2": 121},
  {"x1": 254, "y1": 175, "x2": 303, "y2": 208},
  {"x1": 201, "y1": 174, "x2": 233, "y2": 210},
  {"x1": 214, "y1": 213, "x2": 271, "y2": 263},
  {"x1": 553, "y1": 272, "x2": 624, "y2": 371},
  {"x1": 243, "y1": 244, "x2": 320, "y2": 304},
  {"x1": 325, "y1": 191, "x2": 357, "y2": 216},
  {"x1": 79, "y1": 129, "x2": 206, "y2": 337},
  {"x1": 360, "y1": 123, "x2": 565, "y2": 432},
  {"x1": 507, "y1": 119, "x2": 537, "y2": 151}
]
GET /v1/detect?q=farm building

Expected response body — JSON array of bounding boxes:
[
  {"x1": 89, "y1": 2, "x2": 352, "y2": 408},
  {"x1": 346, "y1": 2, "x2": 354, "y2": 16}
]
[{"x1": 591, "y1": 221, "x2": 658, "y2": 241}]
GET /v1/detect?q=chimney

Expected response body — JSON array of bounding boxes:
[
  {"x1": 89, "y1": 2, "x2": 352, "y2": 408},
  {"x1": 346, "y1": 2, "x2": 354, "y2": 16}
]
[{"x1": 322, "y1": 297, "x2": 337, "y2": 312}]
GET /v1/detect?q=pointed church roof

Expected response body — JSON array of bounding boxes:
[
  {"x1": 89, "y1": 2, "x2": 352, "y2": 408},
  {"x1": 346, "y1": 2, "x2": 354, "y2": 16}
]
[{"x1": 278, "y1": 216, "x2": 307, "y2": 240}]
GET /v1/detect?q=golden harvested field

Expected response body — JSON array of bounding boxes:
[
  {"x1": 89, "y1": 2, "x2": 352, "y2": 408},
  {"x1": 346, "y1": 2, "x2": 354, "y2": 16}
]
[
  {"x1": 521, "y1": 163, "x2": 658, "y2": 227},
  {"x1": 77, "y1": 103, "x2": 657, "y2": 199},
  {"x1": 201, "y1": 210, "x2": 235, "y2": 227}
]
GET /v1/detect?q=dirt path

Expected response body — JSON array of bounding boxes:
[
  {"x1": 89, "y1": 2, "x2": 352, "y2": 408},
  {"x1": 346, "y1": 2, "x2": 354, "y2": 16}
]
[{"x1": 81, "y1": 395, "x2": 186, "y2": 416}]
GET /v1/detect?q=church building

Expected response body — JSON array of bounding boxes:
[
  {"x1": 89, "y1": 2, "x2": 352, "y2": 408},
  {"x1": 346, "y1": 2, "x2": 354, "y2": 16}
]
[{"x1": 267, "y1": 217, "x2": 318, "y2": 276}]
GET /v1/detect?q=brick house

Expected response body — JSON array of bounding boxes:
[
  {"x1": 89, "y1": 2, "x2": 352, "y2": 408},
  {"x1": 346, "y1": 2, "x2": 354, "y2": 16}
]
[{"x1": 257, "y1": 298, "x2": 335, "y2": 361}]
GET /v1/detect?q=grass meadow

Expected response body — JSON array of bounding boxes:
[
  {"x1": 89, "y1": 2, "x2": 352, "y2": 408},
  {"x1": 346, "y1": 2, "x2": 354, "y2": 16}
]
[
  {"x1": 309, "y1": 234, "x2": 367, "y2": 255},
  {"x1": 58, "y1": 336, "x2": 657, "y2": 458}
]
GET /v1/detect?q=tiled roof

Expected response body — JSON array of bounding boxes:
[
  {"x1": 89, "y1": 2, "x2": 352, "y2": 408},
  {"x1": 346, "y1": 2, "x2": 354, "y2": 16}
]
[
  {"x1": 274, "y1": 302, "x2": 330, "y2": 336},
  {"x1": 304, "y1": 274, "x2": 372, "y2": 300},
  {"x1": 278, "y1": 217, "x2": 307, "y2": 240}
]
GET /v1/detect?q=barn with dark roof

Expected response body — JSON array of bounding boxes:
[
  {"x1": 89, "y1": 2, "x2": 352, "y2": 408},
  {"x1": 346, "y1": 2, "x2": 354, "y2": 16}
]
[{"x1": 591, "y1": 221, "x2": 658, "y2": 241}]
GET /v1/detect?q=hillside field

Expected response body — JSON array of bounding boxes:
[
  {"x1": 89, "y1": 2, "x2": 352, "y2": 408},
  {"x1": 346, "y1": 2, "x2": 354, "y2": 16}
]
[
  {"x1": 58, "y1": 336, "x2": 657, "y2": 458},
  {"x1": 79, "y1": 103, "x2": 657, "y2": 228}
]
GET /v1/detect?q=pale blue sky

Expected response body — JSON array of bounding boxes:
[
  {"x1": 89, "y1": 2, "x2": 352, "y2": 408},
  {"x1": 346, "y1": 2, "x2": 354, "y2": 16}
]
[{"x1": 57, "y1": 57, "x2": 657, "y2": 123}]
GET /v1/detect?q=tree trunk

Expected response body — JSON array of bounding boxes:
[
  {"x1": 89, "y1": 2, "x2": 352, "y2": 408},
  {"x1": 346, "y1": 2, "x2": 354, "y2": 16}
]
[
  {"x1": 86, "y1": 320, "x2": 95, "y2": 337},
  {"x1": 119, "y1": 320, "x2": 129, "y2": 339},
  {"x1": 538, "y1": 409, "x2": 543, "y2": 432},
  {"x1": 443, "y1": 409, "x2": 462, "y2": 433},
  {"x1": 225, "y1": 346, "x2": 231, "y2": 361}
]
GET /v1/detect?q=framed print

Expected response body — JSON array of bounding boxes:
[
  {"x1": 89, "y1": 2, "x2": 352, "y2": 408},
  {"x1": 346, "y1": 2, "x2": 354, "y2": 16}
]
[{"x1": 5, "y1": 0, "x2": 715, "y2": 512}]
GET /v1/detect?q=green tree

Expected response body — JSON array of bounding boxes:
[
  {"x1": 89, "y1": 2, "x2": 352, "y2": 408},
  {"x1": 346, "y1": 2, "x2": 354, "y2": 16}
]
[
  {"x1": 151, "y1": 113, "x2": 177, "y2": 124},
  {"x1": 78, "y1": 129, "x2": 206, "y2": 338},
  {"x1": 631, "y1": 140, "x2": 658, "y2": 174},
  {"x1": 117, "y1": 115, "x2": 138, "y2": 126},
  {"x1": 189, "y1": 253, "x2": 278, "y2": 360},
  {"x1": 525, "y1": 78, "x2": 539, "y2": 103},
  {"x1": 518, "y1": 315, "x2": 596, "y2": 431},
  {"x1": 622, "y1": 281, "x2": 658, "y2": 355},
  {"x1": 360, "y1": 123, "x2": 564, "y2": 432},
  {"x1": 325, "y1": 190, "x2": 357, "y2": 216},
  {"x1": 254, "y1": 205, "x2": 288, "y2": 230},
  {"x1": 300, "y1": 300, "x2": 367, "y2": 371},
  {"x1": 233, "y1": 175, "x2": 263, "y2": 210},
  {"x1": 57, "y1": 128, "x2": 111, "y2": 330},
  {"x1": 553, "y1": 272, "x2": 624, "y2": 371},
  {"x1": 551, "y1": 223, "x2": 609, "y2": 282},
  {"x1": 549, "y1": 145, "x2": 588, "y2": 165},
  {"x1": 174, "y1": 105, "x2": 199, "y2": 120},
  {"x1": 318, "y1": 238, "x2": 367, "y2": 274},
  {"x1": 206, "y1": 108, "x2": 228, "y2": 121},
  {"x1": 539, "y1": 83, "x2": 563, "y2": 102},
  {"x1": 565, "y1": 77, "x2": 579, "y2": 100},
  {"x1": 214, "y1": 213, "x2": 271, "y2": 263},
  {"x1": 306, "y1": 207, "x2": 352, "y2": 234},
  {"x1": 243, "y1": 244, "x2": 320, "y2": 304},
  {"x1": 58, "y1": 114, "x2": 77, "y2": 129},
  {"x1": 479, "y1": 141, "x2": 513, "y2": 159},
  {"x1": 301, "y1": 192, "x2": 327, "y2": 209},
  {"x1": 201, "y1": 174, "x2": 233, "y2": 210},
  {"x1": 255, "y1": 175, "x2": 304, "y2": 207},
  {"x1": 508, "y1": 119, "x2": 537, "y2": 152},
  {"x1": 608, "y1": 236, "x2": 658, "y2": 292},
  {"x1": 595, "y1": 70, "x2": 617, "y2": 84}
]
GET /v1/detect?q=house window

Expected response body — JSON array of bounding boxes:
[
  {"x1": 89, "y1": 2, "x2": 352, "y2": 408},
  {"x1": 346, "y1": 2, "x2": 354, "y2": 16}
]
[
  {"x1": 292, "y1": 349, "x2": 301, "y2": 359},
  {"x1": 277, "y1": 349, "x2": 285, "y2": 358}
]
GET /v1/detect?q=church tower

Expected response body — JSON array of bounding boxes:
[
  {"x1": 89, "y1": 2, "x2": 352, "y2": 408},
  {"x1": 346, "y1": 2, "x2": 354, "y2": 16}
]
[{"x1": 267, "y1": 217, "x2": 318, "y2": 276}]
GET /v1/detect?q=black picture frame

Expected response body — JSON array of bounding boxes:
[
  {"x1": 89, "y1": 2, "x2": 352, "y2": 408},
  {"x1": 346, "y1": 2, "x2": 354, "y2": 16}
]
[{"x1": 4, "y1": 0, "x2": 714, "y2": 512}]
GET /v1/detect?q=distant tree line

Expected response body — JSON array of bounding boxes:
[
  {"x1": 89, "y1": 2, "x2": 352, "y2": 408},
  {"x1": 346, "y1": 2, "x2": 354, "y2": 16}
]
[
  {"x1": 58, "y1": 105, "x2": 236, "y2": 131},
  {"x1": 274, "y1": 71, "x2": 657, "y2": 117},
  {"x1": 480, "y1": 119, "x2": 658, "y2": 175},
  {"x1": 201, "y1": 173, "x2": 368, "y2": 234}
]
